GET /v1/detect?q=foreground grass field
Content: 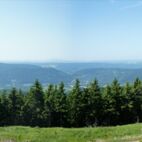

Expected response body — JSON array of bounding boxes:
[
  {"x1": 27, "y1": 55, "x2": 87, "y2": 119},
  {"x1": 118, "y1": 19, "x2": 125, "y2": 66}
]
[{"x1": 0, "y1": 123, "x2": 142, "y2": 142}]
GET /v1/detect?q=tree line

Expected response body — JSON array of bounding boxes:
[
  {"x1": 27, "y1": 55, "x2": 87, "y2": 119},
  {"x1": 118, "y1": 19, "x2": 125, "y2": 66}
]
[{"x1": 0, "y1": 78, "x2": 142, "y2": 127}]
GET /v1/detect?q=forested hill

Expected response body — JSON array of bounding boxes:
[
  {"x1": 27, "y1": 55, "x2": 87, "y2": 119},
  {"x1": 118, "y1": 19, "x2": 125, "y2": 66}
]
[
  {"x1": 73, "y1": 68, "x2": 142, "y2": 86},
  {"x1": 0, "y1": 63, "x2": 71, "y2": 88},
  {"x1": 38, "y1": 62, "x2": 142, "y2": 73},
  {"x1": 1, "y1": 63, "x2": 142, "y2": 88}
]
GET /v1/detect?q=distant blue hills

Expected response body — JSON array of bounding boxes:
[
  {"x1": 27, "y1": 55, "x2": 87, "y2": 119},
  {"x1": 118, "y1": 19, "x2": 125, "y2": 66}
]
[{"x1": 0, "y1": 62, "x2": 142, "y2": 89}]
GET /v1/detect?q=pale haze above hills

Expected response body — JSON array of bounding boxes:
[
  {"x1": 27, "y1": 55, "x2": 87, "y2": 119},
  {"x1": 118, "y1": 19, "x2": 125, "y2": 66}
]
[{"x1": 0, "y1": 0, "x2": 142, "y2": 62}]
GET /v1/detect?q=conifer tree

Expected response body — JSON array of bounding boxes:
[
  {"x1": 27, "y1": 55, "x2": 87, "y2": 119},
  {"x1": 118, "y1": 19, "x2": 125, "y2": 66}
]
[
  {"x1": 44, "y1": 84, "x2": 55, "y2": 127},
  {"x1": 103, "y1": 85, "x2": 114, "y2": 125},
  {"x1": 120, "y1": 82, "x2": 134, "y2": 124},
  {"x1": 133, "y1": 78, "x2": 142, "y2": 122},
  {"x1": 87, "y1": 79, "x2": 103, "y2": 126},
  {"x1": 110, "y1": 79, "x2": 122, "y2": 125},
  {"x1": 0, "y1": 93, "x2": 10, "y2": 126},
  {"x1": 8, "y1": 88, "x2": 24, "y2": 125},
  {"x1": 68, "y1": 79, "x2": 82, "y2": 127},
  {"x1": 23, "y1": 80, "x2": 44, "y2": 126},
  {"x1": 54, "y1": 82, "x2": 67, "y2": 126}
]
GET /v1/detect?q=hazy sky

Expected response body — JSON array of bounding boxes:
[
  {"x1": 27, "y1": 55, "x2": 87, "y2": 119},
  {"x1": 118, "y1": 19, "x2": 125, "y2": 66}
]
[{"x1": 0, "y1": 0, "x2": 142, "y2": 62}]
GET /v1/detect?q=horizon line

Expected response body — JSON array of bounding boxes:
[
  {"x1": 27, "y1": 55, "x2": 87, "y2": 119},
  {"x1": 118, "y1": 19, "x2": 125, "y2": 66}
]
[{"x1": 1, "y1": 59, "x2": 142, "y2": 64}]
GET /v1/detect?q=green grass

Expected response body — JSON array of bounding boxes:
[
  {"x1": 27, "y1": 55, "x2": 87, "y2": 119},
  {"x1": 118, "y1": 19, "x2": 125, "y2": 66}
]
[{"x1": 0, "y1": 123, "x2": 142, "y2": 142}]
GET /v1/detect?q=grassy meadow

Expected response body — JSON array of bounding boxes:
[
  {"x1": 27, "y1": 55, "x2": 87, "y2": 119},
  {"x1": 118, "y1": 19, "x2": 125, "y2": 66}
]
[{"x1": 0, "y1": 123, "x2": 142, "y2": 142}]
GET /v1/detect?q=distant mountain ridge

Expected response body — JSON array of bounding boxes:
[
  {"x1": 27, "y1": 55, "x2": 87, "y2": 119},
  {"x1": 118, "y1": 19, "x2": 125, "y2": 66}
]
[
  {"x1": 73, "y1": 68, "x2": 142, "y2": 86},
  {"x1": 37, "y1": 62, "x2": 142, "y2": 73},
  {"x1": 0, "y1": 63, "x2": 71, "y2": 89},
  {"x1": 0, "y1": 63, "x2": 142, "y2": 88}
]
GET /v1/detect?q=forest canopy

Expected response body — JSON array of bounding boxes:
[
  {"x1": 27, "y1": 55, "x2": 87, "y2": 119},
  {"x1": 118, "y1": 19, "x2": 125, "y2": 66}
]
[{"x1": 0, "y1": 78, "x2": 142, "y2": 127}]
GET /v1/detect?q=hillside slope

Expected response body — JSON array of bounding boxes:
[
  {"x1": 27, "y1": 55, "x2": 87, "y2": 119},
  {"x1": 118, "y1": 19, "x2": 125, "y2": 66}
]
[
  {"x1": 1, "y1": 63, "x2": 142, "y2": 88},
  {"x1": 0, "y1": 63, "x2": 71, "y2": 88},
  {"x1": 73, "y1": 68, "x2": 142, "y2": 85},
  {"x1": 0, "y1": 123, "x2": 142, "y2": 142}
]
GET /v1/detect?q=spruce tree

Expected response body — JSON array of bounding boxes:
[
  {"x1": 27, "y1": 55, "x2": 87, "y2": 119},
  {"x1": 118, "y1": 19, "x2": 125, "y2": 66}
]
[
  {"x1": 68, "y1": 79, "x2": 82, "y2": 127},
  {"x1": 44, "y1": 84, "x2": 55, "y2": 127},
  {"x1": 133, "y1": 78, "x2": 142, "y2": 122},
  {"x1": 120, "y1": 82, "x2": 135, "y2": 124},
  {"x1": 0, "y1": 93, "x2": 10, "y2": 126},
  {"x1": 23, "y1": 80, "x2": 44, "y2": 126},
  {"x1": 54, "y1": 82, "x2": 67, "y2": 127},
  {"x1": 87, "y1": 79, "x2": 103, "y2": 126},
  {"x1": 110, "y1": 79, "x2": 122, "y2": 125},
  {"x1": 103, "y1": 85, "x2": 114, "y2": 125},
  {"x1": 8, "y1": 88, "x2": 24, "y2": 125}
]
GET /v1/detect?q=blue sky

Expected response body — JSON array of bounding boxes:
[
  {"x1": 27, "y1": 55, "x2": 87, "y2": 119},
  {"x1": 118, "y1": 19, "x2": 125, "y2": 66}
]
[{"x1": 0, "y1": 0, "x2": 142, "y2": 62}]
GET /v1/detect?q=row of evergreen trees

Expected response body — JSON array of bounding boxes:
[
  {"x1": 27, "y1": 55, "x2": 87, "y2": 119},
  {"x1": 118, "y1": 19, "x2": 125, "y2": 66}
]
[{"x1": 0, "y1": 78, "x2": 142, "y2": 127}]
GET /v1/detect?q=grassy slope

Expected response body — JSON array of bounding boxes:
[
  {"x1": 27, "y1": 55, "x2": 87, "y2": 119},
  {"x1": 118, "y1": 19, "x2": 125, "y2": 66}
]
[{"x1": 0, "y1": 124, "x2": 142, "y2": 142}]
